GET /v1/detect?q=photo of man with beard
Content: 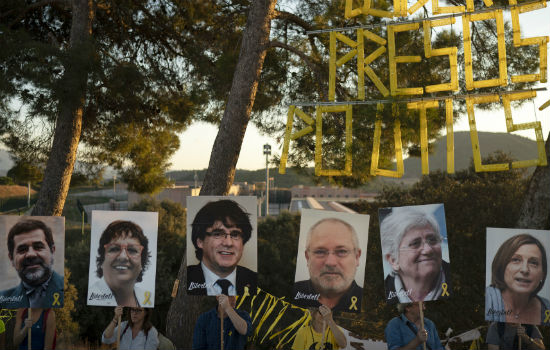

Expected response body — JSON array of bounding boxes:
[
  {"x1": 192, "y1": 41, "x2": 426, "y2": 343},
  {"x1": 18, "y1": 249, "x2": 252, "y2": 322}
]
[
  {"x1": 293, "y1": 209, "x2": 370, "y2": 313},
  {"x1": 0, "y1": 217, "x2": 65, "y2": 309},
  {"x1": 87, "y1": 211, "x2": 158, "y2": 308}
]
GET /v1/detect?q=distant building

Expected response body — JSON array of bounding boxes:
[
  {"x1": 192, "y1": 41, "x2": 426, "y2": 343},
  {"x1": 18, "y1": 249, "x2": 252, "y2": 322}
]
[
  {"x1": 128, "y1": 185, "x2": 200, "y2": 208},
  {"x1": 128, "y1": 183, "x2": 241, "y2": 208},
  {"x1": 290, "y1": 185, "x2": 377, "y2": 201}
]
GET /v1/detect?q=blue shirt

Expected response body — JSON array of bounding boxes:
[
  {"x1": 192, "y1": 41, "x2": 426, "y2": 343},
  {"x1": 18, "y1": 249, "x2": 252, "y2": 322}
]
[
  {"x1": 385, "y1": 314, "x2": 443, "y2": 350},
  {"x1": 192, "y1": 308, "x2": 252, "y2": 350}
]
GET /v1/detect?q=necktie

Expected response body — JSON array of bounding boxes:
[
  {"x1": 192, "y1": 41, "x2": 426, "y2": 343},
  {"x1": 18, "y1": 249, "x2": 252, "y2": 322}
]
[{"x1": 216, "y1": 279, "x2": 232, "y2": 295}]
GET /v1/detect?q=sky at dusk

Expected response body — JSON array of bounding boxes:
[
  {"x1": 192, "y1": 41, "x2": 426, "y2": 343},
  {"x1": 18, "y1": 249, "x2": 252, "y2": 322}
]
[{"x1": 170, "y1": 5, "x2": 550, "y2": 170}]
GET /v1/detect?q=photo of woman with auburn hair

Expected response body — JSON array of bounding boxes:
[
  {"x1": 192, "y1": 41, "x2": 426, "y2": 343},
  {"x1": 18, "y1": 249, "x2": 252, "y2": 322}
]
[{"x1": 485, "y1": 228, "x2": 550, "y2": 325}]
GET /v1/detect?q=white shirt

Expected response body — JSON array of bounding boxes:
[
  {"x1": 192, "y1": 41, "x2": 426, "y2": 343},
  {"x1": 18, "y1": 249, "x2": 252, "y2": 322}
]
[
  {"x1": 102, "y1": 320, "x2": 159, "y2": 350},
  {"x1": 87, "y1": 278, "x2": 153, "y2": 307},
  {"x1": 201, "y1": 262, "x2": 237, "y2": 296}
]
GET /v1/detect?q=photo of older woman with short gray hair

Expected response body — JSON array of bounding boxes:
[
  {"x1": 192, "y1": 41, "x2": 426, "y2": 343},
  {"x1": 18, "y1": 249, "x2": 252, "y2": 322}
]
[{"x1": 379, "y1": 204, "x2": 451, "y2": 304}]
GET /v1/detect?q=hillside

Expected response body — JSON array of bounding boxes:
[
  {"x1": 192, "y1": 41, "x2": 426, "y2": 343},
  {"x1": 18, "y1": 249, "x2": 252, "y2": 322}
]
[
  {"x1": 0, "y1": 185, "x2": 36, "y2": 198},
  {"x1": 168, "y1": 131, "x2": 540, "y2": 187},
  {"x1": 401, "y1": 131, "x2": 538, "y2": 178}
]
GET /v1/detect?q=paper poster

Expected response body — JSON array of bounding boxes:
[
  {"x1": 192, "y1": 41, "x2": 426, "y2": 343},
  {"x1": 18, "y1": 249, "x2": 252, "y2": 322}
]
[
  {"x1": 293, "y1": 209, "x2": 370, "y2": 313},
  {"x1": 186, "y1": 196, "x2": 258, "y2": 296},
  {"x1": 485, "y1": 228, "x2": 550, "y2": 325},
  {"x1": 87, "y1": 210, "x2": 158, "y2": 307},
  {"x1": 379, "y1": 203, "x2": 451, "y2": 304},
  {"x1": 0, "y1": 216, "x2": 65, "y2": 308}
]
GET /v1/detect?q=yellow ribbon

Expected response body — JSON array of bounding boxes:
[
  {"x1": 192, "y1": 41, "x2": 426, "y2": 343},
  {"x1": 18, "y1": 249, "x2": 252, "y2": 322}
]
[
  {"x1": 52, "y1": 292, "x2": 61, "y2": 306},
  {"x1": 441, "y1": 283, "x2": 449, "y2": 297},
  {"x1": 544, "y1": 310, "x2": 550, "y2": 323},
  {"x1": 349, "y1": 296, "x2": 358, "y2": 311},
  {"x1": 143, "y1": 291, "x2": 152, "y2": 305}
]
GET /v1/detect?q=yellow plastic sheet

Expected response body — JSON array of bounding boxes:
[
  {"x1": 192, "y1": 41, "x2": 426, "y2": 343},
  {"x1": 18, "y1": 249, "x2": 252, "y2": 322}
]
[
  {"x1": 345, "y1": 0, "x2": 363, "y2": 18},
  {"x1": 407, "y1": 100, "x2": 439, "y2": 174},
  {"x1": 466, "y1": 95, "x2": 510, "y2": 172},
  {"x1": 432, "y1": 0, "x2": 465, "y2": 14},
  {"x1": 501, "y1": 91, "x2": 547, "y2": 167},
  {"x1": 315, "y1": 105, "x2": 353, "y2": 176},
  {"x1": 362, "y1": 0, "x2": 395, "y2": 18},
  {"x1": 360, "y1": 29, "x2": 390, "y2": 97},
  {"x1": 279, "y1": 106, "x2": 315, "y2": 175},
  {"x1": 463, "y1": 10, "x2": 507, "y2": 90},
  {"x1": 370, "y1": 103, "x2": 404, "y2": 177},
  {"x1": 510, "y1": 0, "x2": 548, "y2": 83},
  {"x1": 329, "y1": 32, "x2": 359, "y2": 100},
  {"x1": 466, "y1": 0, "x2": 493, "y2": 12},
  {"x1": 445, "y1": 99, "x2": 455, "y2": 173},
  {"x1": 388, "y1": 23, "x2": 424, "y2": 95},
  {"x1": 423, "y1": 18, "x2": 459, "y2": 92}
]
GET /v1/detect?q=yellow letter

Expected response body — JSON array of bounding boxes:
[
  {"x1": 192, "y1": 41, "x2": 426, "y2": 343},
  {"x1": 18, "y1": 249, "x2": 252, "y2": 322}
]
[
  {"x1": 463, "y1": 10, "x2": 507, "y2": 90},
  {"x1": 388, "y1": 23, "x2": 424, "y2": 96},
  {"x1": 315, "y1": 105, "x2": 353, "y2": 176},
  {"x1": 371, "y1": 104, "x2": 405, "y2": 177},
  {"x1": 423, "y1": 18, "x2": 459, "y2": 93},
  {"x1": 279, "y1": 106, "x2": 315, "y2": 174},
  {"x1": 509, "y1": 0, "x2": 548, "y2": 83}
]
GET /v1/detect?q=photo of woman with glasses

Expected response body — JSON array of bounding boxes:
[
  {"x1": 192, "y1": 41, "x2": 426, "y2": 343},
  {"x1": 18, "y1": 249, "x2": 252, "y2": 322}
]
[
  {"x1": 102, "y1": 305, "x2": 159, "y2": 349},
  {"x1": 485, "y1": 228, "x2": 550, "y2": 325},
  {"x1": 88, "y1": 211, "x2": 158, "y2": 307},
  {"x1": 380, "y1": 204, "x2": 451, "y2": 304},
  {"x1": 186, "y1": 197, "x2": 258, "y2": 296}
]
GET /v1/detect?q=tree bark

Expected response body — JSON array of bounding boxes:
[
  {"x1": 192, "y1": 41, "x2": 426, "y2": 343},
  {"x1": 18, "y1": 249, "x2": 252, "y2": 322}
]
[
  {"x1": 516, "y1": 131, "x2": 550, "y2": 229},
  {"x1": 31, "y1": 0, "x2": 93, "y2": 216},
  {"x1": 200, "y1": 0, "x2": 277, "y2": 196},
  {"x1": 165, "y1": 1, "x2": 277, "y2": 348}
]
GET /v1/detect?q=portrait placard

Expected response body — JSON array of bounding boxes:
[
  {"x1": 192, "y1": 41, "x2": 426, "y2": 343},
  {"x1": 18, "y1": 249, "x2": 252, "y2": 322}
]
[
  {"x1": 379, "y1": 203, "x2": 451, "y2": 304},
  {"x1": 292, "y1": 209, "x2": 370, "y2": 313},
  {"x1": 87, "y1": 210, "x2": 158, "y2": 308},
  {"x1": 186, "y1": 196, "x2": 258, "y2": 296},
  {"x1": 485, "y1": 228, "x2": 550, "y2": 325},
  {"x1": 0, "y1": 216, "x2": 65, "y2": 309}
]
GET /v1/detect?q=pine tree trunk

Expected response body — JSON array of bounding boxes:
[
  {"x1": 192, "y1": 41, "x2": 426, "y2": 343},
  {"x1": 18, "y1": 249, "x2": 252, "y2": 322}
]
[
  {"x1": 516, "y1": 131, "x2": 550, "y2": 229},
  {"x1": 200, "y1": 0, "x2": 277, "y2": 196},
  {"x1": 31, "y1": 0, "x2": 93, "y2": 216},
  {"x1": 166, "y1": 1, "x2": 277, "y2": 348}
]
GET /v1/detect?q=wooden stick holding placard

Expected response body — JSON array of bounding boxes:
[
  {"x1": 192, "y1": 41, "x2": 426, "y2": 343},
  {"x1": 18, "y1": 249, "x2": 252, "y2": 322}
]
[
  {"x1": 220, "y1": 313, "x2": 224, "y2": 350},
  {"x1": 418, "y1": 301, "x2": 426, "y2": 350},
  {"x1": 27, "y1": 308, "x2": 31, "y2": 350},
  {"x1": 518, "y1": 322, "x2": 522, "y2": 350},
  {"x1": 116, "y1": 313, "x2": 121, "y2": 350},
  {"x1": 320, "y1": 319, "x2": 326, "y2": 350}
]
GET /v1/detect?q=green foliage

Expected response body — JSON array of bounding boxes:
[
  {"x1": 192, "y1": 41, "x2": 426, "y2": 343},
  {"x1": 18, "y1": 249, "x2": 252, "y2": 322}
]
[
  {"x1": 7, "y1": 160, "x2": 42, "y2": 184},
  {"x1": 0, "y1": 176, "x2": 14, "y2": 185},
  {"x1": 257, "y1": 211, "x2": 301, "y2": 299},
  {"x1": 344, "y1": 151, "x2": 528, "y2": 339},
  {"x1": 54, "y1": 268, "x2": 79, "y2": 343},
  {"x1": 254, "y1": 0, "x2": 541, "y2": 186}
]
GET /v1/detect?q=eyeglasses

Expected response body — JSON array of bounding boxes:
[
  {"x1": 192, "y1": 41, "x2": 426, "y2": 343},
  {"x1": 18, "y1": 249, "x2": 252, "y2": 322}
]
[
  {"x1": 130, "y1": 308, "x2": 144, "y2": 313},
  {"x1": 400, "y1": 236, "x2": 441, "y2": 251},
  {"x1": 310, "y1": 249, "x2": 353, "y2": 259},
  {"x1": 206, "y1": 230, "x2": 243, "y2": 241},
  {"x1": 104, "y1": 243, "x2": 144, "y2": 258}
]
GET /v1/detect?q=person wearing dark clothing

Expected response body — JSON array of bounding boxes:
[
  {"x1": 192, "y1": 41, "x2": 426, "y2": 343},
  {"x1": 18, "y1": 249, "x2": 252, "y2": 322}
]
[{"x1": 193, "y1": 295, "x2": 252, "y2": 350}]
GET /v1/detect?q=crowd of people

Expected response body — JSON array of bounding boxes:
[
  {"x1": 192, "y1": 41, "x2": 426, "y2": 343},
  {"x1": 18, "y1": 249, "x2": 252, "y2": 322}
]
[{"x1": 1, "y1": 203, "x2": 548, "y2": 349}]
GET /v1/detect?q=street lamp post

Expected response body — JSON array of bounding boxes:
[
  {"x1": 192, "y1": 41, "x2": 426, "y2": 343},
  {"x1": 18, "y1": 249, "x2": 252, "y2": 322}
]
[{"x1": 263, "y1": 144, "x2": 271, "y2": 216}]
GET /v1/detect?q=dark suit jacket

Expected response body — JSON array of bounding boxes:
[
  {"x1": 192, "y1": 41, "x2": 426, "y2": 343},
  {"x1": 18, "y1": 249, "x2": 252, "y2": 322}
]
[
  {"x1": 0, "y1": 270, "x2": 64, "y2": 308},
  {"x1": 187, "y1": 264, "x2": 257, "y2": 296},
  {"x1": 292, "y1": 279, "x2": 363, "y2": 313},
  {"x1": 384, "y1": 260, "x2": 452, "y2": 304}
]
